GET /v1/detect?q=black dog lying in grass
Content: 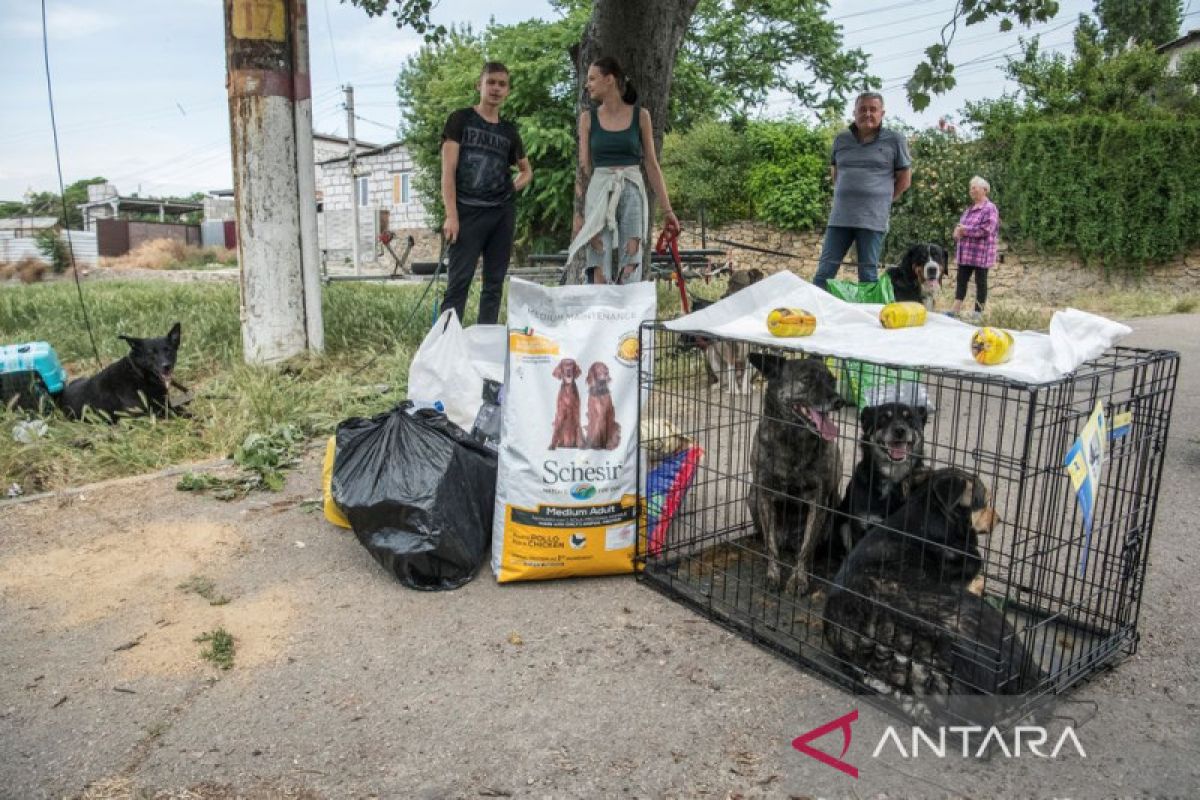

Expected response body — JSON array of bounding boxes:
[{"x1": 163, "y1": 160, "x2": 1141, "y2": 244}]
[{"x1": 60, "y1": 322, "x2": 183, "y2": 421}]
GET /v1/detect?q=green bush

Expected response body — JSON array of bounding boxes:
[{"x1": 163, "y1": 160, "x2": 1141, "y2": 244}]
[
  {"x1": 1004, "y1": 116, "x2": 1200, "y2": 270},
  {"x1": 885, "y1": 127, "x2": 989, "y2": 262},
  {"x1": 662, "y1": 121, "x2": 754, "y2": 226},
  {"x1": 746, "y1": 154, "x2": 827, "y2": 232},
  {"x1": 662, "y1": 119, "x2": 831, "y2": 231},
  {"x1": 744, "y1": 121, "x2": 830, "y2": 232},
  {"x1": 35, "y1": 229, "x2": 70, "y2": 274}
]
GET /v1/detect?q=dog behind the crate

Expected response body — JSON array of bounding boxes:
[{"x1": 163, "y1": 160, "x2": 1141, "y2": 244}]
[
  {"x1": 886, "y1": 243, "x2": 948, "y2": 310},
  {"x1": 747, "y1": 354, "x2": 844, "y2": 595},
  {"x1": 823, "y1": 467, "x2": 1047, "y2": 725},
  {"x1": 686, "y1": 267, "x2": 765, "y2": 395}
]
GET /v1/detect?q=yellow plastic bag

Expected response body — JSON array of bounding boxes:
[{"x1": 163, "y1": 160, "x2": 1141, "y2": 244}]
[
  {"x1": 766, "y1": 307, "x2": 817, "y2": 337},
  {"x1": 322, "y1": 435, "x2": 350, "y2": 529},
  {"x1": 971, "y1": 327, "x2": 1015, "y2": 365},
  {"x1": 879, "y1": 302, "x2": 927, "y2": 329}
]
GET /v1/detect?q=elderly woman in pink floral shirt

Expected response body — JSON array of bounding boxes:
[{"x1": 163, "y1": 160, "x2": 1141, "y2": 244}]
[{"x1": 949, "y1": 176, "x2": 1000, "y2": 321}]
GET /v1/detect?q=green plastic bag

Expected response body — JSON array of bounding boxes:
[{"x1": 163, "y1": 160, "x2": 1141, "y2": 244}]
[
  {"x1": 841, "y1": 361, "x2": 925, "y2": 410},
  {"x1": 822, "y1": 273, "x2": 922, "y2": 408},
  {"x1": 825, "y1": 273, "x2": 895, "y2": 305}
]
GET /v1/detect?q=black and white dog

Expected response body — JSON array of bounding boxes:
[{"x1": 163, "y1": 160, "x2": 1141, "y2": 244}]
[
  {"x1": 887, "y1": 243, "x2": 948, "y2": 309},
  {"x1": 834, "y1": 401, "x2": 929, "y2": 556}
]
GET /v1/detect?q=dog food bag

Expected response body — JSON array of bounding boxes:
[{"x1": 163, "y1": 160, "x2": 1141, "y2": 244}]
[{"x1": 492, "y1": 278, "x2": 656, "y2": 583}]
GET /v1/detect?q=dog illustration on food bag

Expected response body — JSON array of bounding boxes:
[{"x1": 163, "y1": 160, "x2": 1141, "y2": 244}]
[
  {"x1": 585, "y1": 361, "x2": 621, "y2": 451},
  {"x1": 548, "y1": 358, "x2": 622, "y2": 451},
  {"x1": 549, "y1": 358, "x2": 585, "y2": 450}
]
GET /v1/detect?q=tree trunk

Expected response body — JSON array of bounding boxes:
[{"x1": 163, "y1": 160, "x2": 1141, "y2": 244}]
[
  {"x1": 567, "y1": 0, "x2": 700, "y2": 282},
  {"x1": 575, "y1": 0, "x2": 700, "y2": 151}
]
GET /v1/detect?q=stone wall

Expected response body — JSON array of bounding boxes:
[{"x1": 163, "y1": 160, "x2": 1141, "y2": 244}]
[{"x1": 675, "y1": 219, "x2": 1200, "y2": 302}]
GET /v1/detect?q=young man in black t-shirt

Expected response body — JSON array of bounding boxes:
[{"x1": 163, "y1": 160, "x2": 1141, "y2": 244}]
[{"x1": 440, "y1": 61, "x2": 532, "y2": 325}]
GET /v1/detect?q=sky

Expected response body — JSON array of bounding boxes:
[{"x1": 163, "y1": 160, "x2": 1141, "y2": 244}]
[{"x1": 1, "y1": 0, "x2": 1191, "y2": 204}]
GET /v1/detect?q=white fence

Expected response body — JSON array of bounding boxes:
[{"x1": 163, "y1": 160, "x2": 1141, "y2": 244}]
[{"x1": 0, "y1": 230, "x2": 98, "y2": 268}]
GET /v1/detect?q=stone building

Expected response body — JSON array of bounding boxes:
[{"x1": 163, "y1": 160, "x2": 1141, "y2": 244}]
[{"x1": 315, "y1": 139, "x2": 435, "y2": 269}]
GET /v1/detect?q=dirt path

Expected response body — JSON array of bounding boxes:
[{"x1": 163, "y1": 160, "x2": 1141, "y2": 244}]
[{"x1": 2, "y1": 316, "x2": 1198, "y2": 799}]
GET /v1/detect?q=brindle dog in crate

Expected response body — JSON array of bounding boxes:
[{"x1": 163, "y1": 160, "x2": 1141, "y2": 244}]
[{"x1": 747, "y1": 354, "x2": 845, "y2": 595}]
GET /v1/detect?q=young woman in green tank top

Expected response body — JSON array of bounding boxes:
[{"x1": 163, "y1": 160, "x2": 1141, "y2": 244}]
[{"x1": 567, "y1": 57, "x2": 679, "y2": 284}]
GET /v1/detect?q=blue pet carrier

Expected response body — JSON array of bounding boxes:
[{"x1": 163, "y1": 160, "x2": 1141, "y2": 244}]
[{"x1": 1, "y1": 342, "x2": 68, "y2": 411}]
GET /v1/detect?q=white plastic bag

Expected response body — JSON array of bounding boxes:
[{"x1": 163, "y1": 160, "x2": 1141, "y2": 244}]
[
  {"x1": 408, "y1": 310, "x2": 506, "y2": 431},
  {"x1": 492, "y1": 278, "x2": 657, "y2": 582}
]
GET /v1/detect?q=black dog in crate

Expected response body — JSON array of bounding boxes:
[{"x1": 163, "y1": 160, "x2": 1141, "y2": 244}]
[
  {"x1": 835, "y1": 400, "x2": 929, "y2": 555},
  {"x1": 747, "y1": 354, "x2": 844, "y2": 595},
  {"x1": 823, "y1": 468, "x2": 1047, "y2": 724}
]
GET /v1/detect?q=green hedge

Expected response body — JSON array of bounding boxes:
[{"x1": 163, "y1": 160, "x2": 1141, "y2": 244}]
[
  {"x1": 1004, "y1": 116, "x2": 1200, "y2": 270},
  {"x1": 663, "y1": 119, "x2": 831, "y2": 230},
  {"x1": 666, "y1": 116, "x2": 1199, "y2": 271}
]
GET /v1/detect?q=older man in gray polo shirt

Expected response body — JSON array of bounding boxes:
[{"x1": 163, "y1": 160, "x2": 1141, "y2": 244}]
[{"x1": 813, "y1": 92, "x2": 912, "y2": 290}]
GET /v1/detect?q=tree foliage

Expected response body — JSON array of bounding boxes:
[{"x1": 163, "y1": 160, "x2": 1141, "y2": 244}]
[
  {"x1": 963, "y1": 12, "x2": 1200, "y2": 133},
  {"x1": 1094, "y1": 0, "x2": 1182, "y2": 51},
  {"x1": 396, "y1": 15, "x2": 582, "y2": 252},
  {"x1": 352, "y1": 0, "x2": 1077, "y2": 114},
  {"x1": 3, "y1": 177, "x2": 108, "y2": 229},
  {"x1": 901, "y1": 0, "x2": 1064, "y2": 110},
  {"x1": 668, "y1": 0, "x2": 876, "y2": 128},
  {"x1": 395, "y1": 1, "x2": 872, "y2": 247}
]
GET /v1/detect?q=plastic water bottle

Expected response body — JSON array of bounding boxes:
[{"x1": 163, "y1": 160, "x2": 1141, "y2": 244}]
[
  {"x1": 470, "y1": 379, "x2": 502, "y2": 451},
  {"x1": 407, "y1": 399, "x2": 445, "y2": 415}
]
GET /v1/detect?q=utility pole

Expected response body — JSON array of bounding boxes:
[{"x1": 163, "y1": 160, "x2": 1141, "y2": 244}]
[
  {"x1": 224, "y1": 0, "x2": 324, "y2": 364},
  {"x1": 345, "y1": 84, "x2": 361, "y2": 275}
]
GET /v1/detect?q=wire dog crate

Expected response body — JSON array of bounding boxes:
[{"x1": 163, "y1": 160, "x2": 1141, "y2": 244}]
[{"x1": 636, "y1": 323, "x2": 1178, "y2": 728}]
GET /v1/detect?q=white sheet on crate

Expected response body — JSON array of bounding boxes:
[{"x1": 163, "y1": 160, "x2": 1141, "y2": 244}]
[{"x1": 664, "y1": 271, "x2": 1131, "y2": 385}]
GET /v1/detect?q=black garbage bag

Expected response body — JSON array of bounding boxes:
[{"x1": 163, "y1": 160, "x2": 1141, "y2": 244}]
[{"x1": 332, "y1": 403, "x2": 497, "y2": 591}]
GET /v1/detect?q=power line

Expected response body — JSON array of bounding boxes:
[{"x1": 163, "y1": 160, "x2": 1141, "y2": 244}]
[
  {"x1": 879, "y1": 36, "x2": 1077, "y2": 90},
  {"x1": 321, "y1": 0, "x2": 342, "y2": 85},
  {"x1": 841, "y1": 6, "x2": 954, "y2": 38},
  {"x1": 40, "y1": 0, "x2": 102, "y2": 370},
  {"x1": 830, "y1": 0, "x2": 941, "y2": 23},
  {"x1": 353, "y1": 113, "x2": 399, "y2": 134},
  {"x1": 864, "y1": 13, "x2": 1080, "y2": 67}
]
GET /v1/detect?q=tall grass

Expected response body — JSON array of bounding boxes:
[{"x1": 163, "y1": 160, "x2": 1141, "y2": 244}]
[
  {"x1": 100, "y1": 238, "x2": 238, "y2": 270},
  {"x1": 2, "y1": 276, "x2": 1195, "y2": 493},
  {"x1": 0, "y1": 280, "x2": 451, "y2": 493}
]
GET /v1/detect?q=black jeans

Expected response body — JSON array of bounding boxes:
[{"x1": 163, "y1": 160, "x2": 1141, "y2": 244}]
[
  {"x1": 444, "y1": 202, "x2": 516, "y2": 325},
  {"x1": 955, "y1": 264, "x2": 989, "y2": 311}
]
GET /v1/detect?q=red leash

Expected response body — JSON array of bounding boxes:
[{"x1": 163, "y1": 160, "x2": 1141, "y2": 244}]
[{"x1": 655, "y1": 224, "x2": 690, "y2": 314}]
